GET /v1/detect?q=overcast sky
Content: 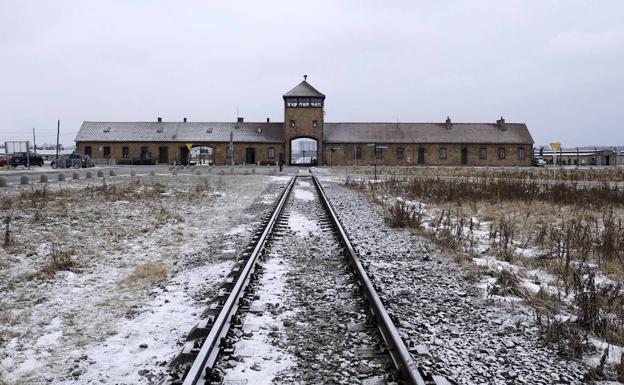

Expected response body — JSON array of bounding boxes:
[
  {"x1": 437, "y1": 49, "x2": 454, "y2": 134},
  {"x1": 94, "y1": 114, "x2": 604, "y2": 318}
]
[{"x1": 1, "y1": 1, "x2": 622, "y2": 147}]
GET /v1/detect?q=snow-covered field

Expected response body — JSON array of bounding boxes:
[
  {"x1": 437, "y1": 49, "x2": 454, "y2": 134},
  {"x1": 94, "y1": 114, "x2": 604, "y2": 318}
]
[
  {"x1": 4, "y1": 167, "x2": 621, "y2": 384},
  {"x1": 0, "y1": 174, "x2": 288, "y2": 384}
]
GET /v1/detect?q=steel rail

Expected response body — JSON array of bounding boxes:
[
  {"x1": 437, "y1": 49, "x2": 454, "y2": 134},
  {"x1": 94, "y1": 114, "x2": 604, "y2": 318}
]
[
  {"x1": 183, "y1": 176, "x2": 297, "y2": 385},
  {"x1": 312, "y1": 176, "x2": 427, "y2": 385}
]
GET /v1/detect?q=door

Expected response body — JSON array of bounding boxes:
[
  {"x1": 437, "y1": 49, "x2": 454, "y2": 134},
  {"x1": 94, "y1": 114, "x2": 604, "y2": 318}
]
[
  {"x1": 461, "y1": 147, "x2": 468, "y2": 165},
  {"x1": 418, "y1": 147, "x2": 425, "y2": 164},
  {"x1": 180, "y1": 146, "x2": 189, "y2": 165},
  {"x1": 245, "y1": 148, "x2": 256, "y2": 164},
  {"x1": 159, "y1": 147, "x2": 168, "y2": 164}
]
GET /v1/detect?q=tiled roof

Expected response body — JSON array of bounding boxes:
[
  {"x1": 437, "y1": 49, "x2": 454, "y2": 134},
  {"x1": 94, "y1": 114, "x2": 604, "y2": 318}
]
[
  {"x1": 75, "y1": 121, "x2": 284, "y2": 143},
  {"x1": 283, "y1": 81, "x2": 325, "y2": 98},
  {"x1": 75, "y1": 121, "x2": 534, "y2": 145},
  {"x1": 323, "y1": 122, "x2": 534, "y2": 145}
]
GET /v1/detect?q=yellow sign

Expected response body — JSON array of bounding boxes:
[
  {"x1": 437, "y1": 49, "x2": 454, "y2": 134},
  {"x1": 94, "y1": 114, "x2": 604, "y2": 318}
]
[
  {"x1": 185, "y1": 143, "x2": 193, "y2": 150},
  {"x1": 550, "y1": 142, "x2": 561, "y2": 150}
]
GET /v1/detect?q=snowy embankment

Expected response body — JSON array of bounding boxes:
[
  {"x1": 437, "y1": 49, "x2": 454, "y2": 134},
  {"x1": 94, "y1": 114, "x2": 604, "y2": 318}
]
[
  {"x1": 320, "y1": 178, "x2": 589, "y2": 384},
  {"x1": 0, "y1": 174, "x2": 286, "y2": 384}
]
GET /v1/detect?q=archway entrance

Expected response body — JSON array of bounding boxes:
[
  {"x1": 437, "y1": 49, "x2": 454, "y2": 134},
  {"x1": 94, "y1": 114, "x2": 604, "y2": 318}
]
[
  {"x1": 290, "y1": 138, "x2": 318, "y2": 166},
  {"x1": 190, "y1": 145, "x2": 213, "y2": 165}
]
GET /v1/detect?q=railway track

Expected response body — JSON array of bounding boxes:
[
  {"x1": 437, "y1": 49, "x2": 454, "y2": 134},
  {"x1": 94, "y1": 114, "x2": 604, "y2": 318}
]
[{"x1": 165, "y1": 175, "x2": 447, "y2": 385}]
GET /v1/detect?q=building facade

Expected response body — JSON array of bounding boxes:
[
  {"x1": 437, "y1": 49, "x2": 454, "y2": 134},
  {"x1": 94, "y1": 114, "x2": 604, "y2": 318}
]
[{"x1": 75, "y1": 78, "x2": 534, "y2": 167}]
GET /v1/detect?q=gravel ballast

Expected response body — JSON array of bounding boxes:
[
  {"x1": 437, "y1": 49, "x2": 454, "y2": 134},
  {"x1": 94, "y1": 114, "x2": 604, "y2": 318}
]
[{"x1": 320, "y1": 179, "x2": 590, "y2": 385}]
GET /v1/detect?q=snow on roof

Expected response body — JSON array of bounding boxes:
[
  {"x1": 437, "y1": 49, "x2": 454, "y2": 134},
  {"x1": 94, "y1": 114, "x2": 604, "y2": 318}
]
[
  {"x1": 323, "y1": 122, "x2": 534, "y2": 145},
  {"x1": 75, "y1": 121, "x2": 284, "y2": 143}
]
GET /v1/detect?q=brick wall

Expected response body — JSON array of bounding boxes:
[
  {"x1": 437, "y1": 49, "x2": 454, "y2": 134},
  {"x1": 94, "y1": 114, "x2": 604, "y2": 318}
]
[
  {"x1": 284, "y1": 107, "x2": 323, "y2": 165},
  {"x1": 324, "y1": 143, "x2": 533, "y2": 167},
  {"x1": 76, "y1": 142, "x2": 282, "y2": 166}
]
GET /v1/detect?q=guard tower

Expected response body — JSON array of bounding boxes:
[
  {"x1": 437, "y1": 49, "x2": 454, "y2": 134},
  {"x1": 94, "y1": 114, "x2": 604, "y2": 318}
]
[{"x1": 283, "y1": 76, "x2": 325, "y2": 166}]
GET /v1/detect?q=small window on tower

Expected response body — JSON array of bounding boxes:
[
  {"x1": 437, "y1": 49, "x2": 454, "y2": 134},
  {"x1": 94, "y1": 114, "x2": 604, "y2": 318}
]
[
  {"x1": 290, "y1": 120, "x2": 295, "y2": 127},
  {"x1": 313, "y1": 120, "x2": 318, "y2": 128}
]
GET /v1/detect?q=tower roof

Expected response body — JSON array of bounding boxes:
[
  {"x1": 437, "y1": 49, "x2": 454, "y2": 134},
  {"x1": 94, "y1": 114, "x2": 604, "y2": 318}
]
[{"x1": 283, "y1": 79, "x2": 325, "y2": 99}]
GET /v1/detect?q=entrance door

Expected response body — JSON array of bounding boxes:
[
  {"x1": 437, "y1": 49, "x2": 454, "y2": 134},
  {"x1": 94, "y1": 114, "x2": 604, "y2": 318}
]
[
  {"x1": 159, "y1": 147, "x2": 168, "y2": 164},
  {"x1": 180, "y1": 146, "x2": 189, "y2": 165},
  {"x1": 245, "y1": 148, "x2": 256, "y2": 164},
  {"x1": 290, "y1": 138, "x2": 318, "y2": 165},
  {"x1": 418, "y1": 147, "x2": 425, "y2": 164},
  {"x1": 461, "y1": 148, "x2": 468, "y2": 165}
]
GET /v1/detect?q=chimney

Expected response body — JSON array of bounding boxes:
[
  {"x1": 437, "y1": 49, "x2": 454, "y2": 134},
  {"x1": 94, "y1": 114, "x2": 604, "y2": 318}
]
[
  {"x1": 237, "y1": 117, "x2": 244, "y2": 123},
  {"x1": 157, "y1": 117, "x2": 162, "y2": 123},
  {"x1": 497, "y1": 116, "x2": 507, "y2": 131},
  {"x1": 183, "y1": 117, "x2": 187, "y2": 123},
  {"x1": 445, "y1": 116, "x2": 452, "y2": 130},
  {"x1": 266, "y1": 117, "x2": 270, "y2": 123}
]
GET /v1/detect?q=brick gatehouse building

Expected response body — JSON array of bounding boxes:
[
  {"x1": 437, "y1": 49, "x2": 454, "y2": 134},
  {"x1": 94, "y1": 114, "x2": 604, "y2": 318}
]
[{"x1": 75, "y1": 77, "x2": 534, "y2": 166}]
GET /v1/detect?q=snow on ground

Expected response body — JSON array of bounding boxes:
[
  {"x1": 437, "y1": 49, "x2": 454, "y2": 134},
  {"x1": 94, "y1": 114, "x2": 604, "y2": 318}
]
[
  {"x1": 319, "y1": 178, "x2": 590, "y2": 384},
  {"x1": 0, "y1": 174, "x2": 287, "y2": 384},
  {"x1": 222, "y1": 255, "x2": 295, "y2": 383}
]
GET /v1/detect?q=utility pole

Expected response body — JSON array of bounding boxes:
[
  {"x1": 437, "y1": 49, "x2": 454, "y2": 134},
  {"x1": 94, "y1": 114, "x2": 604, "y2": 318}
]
[
  {"x1": 229, "y1": 131, "x2": 234, "y2": 166},
  {"x1": 56, "y1": 120, "x2": 60, "y2": 159},
  {"x1": 32, "y1": 128, "x2": 36, "y2": 153}
]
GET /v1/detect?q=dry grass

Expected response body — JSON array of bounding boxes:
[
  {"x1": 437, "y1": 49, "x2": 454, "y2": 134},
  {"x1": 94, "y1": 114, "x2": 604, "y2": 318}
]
[
  {"x1": 123, "y1": 262, "x2": 169, "y2": 286},
  {"x1": 487, "y1": 269, "x2": 527, "y2": 298},
  {"x1": 347, "y1": 170, "x2": 624, "y2": 366},
  {"x1": 40, "y1": 243, "x2": 78, "y2": 276}
]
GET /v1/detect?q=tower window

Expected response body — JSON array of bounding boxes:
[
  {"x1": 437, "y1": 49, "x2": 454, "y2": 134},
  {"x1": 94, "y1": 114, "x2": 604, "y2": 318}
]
[
  {"x1": 312, "y1": 120, "x2": 318, "y2": 128},
  {"x1": 310, "y1": 98, "x2": 323, "y2": 107},
  {"x1": 290, "y1": 120, "x2": 295, "y2": 127}
]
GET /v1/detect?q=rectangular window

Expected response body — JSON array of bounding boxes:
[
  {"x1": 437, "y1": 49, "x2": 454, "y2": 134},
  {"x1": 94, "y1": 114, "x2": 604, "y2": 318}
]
[
  {"x1": 103, "y1": 146, "x2": 111, "y2": 158},
  {"x1": 267, "y1": 147, "x2": 275, "y2": 159},
  {"x1": 479, "y1": 148, "x2": 487, "y2": 160},
  {"x1": 310, "y1": 98, "x2": 323, "y2": 107},
  {"x1": 355, "y1": 147, "x2": 362, "y2": 160},
  {"x1": 312, "y1": 120, "x2": 318, "y2": 128},
  {"x1": 498, "y1": 147, "x2": 506, "y2": 160},
  {"x1": 84, "y1": 146, "x2": 92, "y2": 157},
  {"x1": 122, "y1": 146, "x2": 129, "y2": 158},
  {"x1": 439, "y1": 147, "x2": 447, "y2": 160},
  {"x1": 375, "y1": 146, "x2": 383, "y2": 159},
  {"x1": 141, "y1": 146, "x2": 148, "y2": 159},
  {"x1": 518, "y1": 147, "x2": 525, "y2": 160},
  {"x1": 397, "y1": 147, "x2": 405, "y2": 159},
  {"x1": 290, "y1": 120, "x2": 295, "y2": 127}
]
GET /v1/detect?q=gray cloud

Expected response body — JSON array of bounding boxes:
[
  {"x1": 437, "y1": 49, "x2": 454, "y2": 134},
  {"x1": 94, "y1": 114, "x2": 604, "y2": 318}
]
[{"x1": 1, "y1": 0, "x2": 622, "y2": 147}]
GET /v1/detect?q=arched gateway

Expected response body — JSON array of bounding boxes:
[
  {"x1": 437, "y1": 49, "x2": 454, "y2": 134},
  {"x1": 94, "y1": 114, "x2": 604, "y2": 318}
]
[{"x1": 283, "y1": 76, "x2": 325, "y2": 166}]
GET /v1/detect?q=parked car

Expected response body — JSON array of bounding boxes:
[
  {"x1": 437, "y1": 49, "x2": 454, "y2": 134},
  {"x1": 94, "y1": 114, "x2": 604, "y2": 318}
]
[
  {"x1": 0, "y1": 155, "x2": 6, "y2": 167},
  {"x1": 51, "y1": 153, "x2": 95, "y2": 169},
  {"x1": 9, "y1": 152, "x2": 44, "y2": 167}
]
